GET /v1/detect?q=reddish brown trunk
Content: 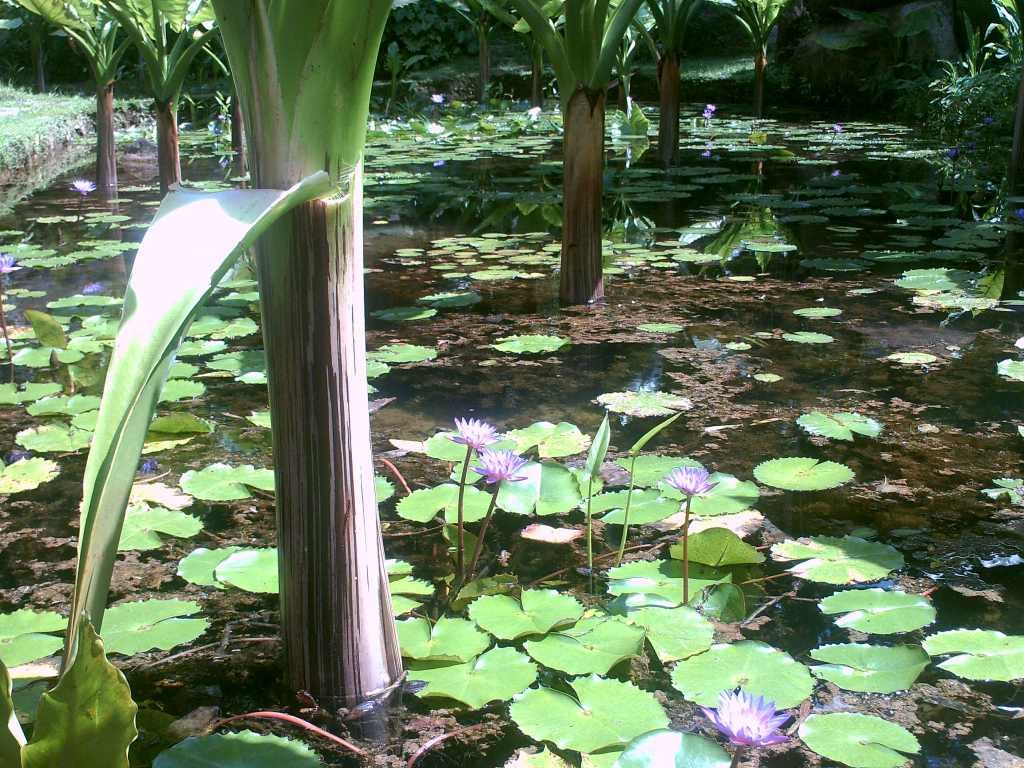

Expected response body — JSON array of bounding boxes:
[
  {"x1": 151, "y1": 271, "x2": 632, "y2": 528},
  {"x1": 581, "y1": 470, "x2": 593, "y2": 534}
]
[
  {"x1": 478, "y1": 24, "x2": 491, "y2": 103},
  {"x1": 230, "y1": 93, "x2": 246, "y2": 172},
  {"x1": 754, "y1": 51, "x2": 767, "y2": 119},
  {"x1": 530, "y1": 43, "x2": 544, "y2": 108},
  {"x1": 560, "y1": 88, "x2": 606, "y2": 306},
  {"x1": 1009, "y1": 60, "x2": 1024, "y2": 195},
  {"x1": 256, "y1": 168, "x2": 402, "y2": 712},
  {"x1": 154, "y1": 100, "x2": 181, "y2": 194},
  {"x1": 658, "y1": 53, "x2": 681, "y2": 166},
  {"x1": 95, "y1": 83, "x2": 117, "y2": 197}
]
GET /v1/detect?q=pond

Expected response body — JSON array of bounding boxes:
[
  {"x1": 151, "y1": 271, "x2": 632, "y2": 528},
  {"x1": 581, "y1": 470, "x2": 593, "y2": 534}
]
[{"x1": 0, "y1": 103, "x2": 1022, "y2": 767}]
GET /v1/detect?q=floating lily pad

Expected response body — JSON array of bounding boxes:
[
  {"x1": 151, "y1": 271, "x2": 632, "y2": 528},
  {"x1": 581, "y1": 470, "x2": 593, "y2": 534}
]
[
  {"x1": 15, "y1": 423, "x2": 92, "y2": 453},
  {"x1": 592, "y1": 490, "x2": 679, "y2": 526},
  {"x1": 153, "y1": 730, "x2": 321, "y2": 768},
  {"x1": 771, "y1": 536, "x2": 904, "y2": 584},
  {"x1": 524, "y1": 616, "x2": 645, "y2": 675},
  {"x1": 799, "y1": 713, "x2": 920, "y2": 768},
  {"x1": 0, "y1": 457, "x2": 60, "y2": 494},
  {"x1": 159, "y1": 379, "x2": 206, "y2": 402},
  {"x1": 793, "y1": 307, "x2": 842, "y2": 319},
  {"x1": 997, "y1": 359, "x2": 1024, "y2": 382},
  {"x1": 468, "y1": 590, "x2": 584, "y2": 640},
  {"x1": 407, "y1": 646, "x2": 538, "y2": 709},
  {"x1": 669, "y1": 528, "x2": 764, "y2": 567},
  {"x1": 214, "y1": 548, "x2": 279, "y2": 593},
  {"x1": 496, "y1": 461, "x2": 581, "y2": 516},
  {"x1": 753, "y1": 373, "x2": 783, "y2": 382},
  {"x1": 754, "y1": 457, "x2": 854, "y2": 491},
  {"x1": 616, "y1": 456, "x2": 700, "y2": 487},
  {"x1": 612, "y1": 731, "x2": 731, "y2": 768},
  {"x1": 596, "y1": 391, "x2": 692, "y2": 417},
  {"x1": 659, "y1": 473, "x2": 761, "y2": 518},
  {"x1": 368, "y1": 344, "x2": 437, "y2": 364},
  {"x1": 0, "y1": 609, "x2": 66, "y2": 666},
  {"x1": 637, "y1": 323, "x2": 685, "y2": 334},
  {"x1": 922, "y1": 629, "x2": 1024, "y2": 682},
  {"x1": 371, "y1": 306, "x2": 437, "y2": 323},
  {"x1": 818, "y1": 589, "x2": 935, "y2": 634},
  {"x1": 102, "y1": 599, "x2": 208, "y2": 656},
  {"x1": 118, "y1": 505, "x2": 203, "y2": 550},
  {"x1": 510, "y1": 676, "x2": 668, "y2": 754},
  {"x1": 619, "y1": 605, "x2": 714, "y2": 663},
  {"x1": 396, "y1": 483, "x2": 493, "y2": 523},
  {"x1": 607, "y1": 560, "x2": 730, "y2": 606},
  {"x1": 179, "y1": 463, "x2": 275, "y2": 501},
  {"x1": 397, "y1": 617, "x2": 491, "y2": 662},
  {"x1": 797, "y1": 412, "x2": 883, "y2": 441},
  {"x1": 782, "y1": 331, "x2": 834, "y2": 344},
  {"x1": 177, "y1": 546, "x2": 242, "y2": 589},
  {"x1": 0, "y1": 382, "x2": 62, "y2": 405},
  {"x1": 492, "y1": 335, "x2": 570, "y2": 355},
  {"x1": 505, "y1": 421, "x2": 590, "y2": 458},
  {"x1": 809, "y1": 643, "x2": 929, "y2": 693},
  {"x1": 670, "y1": 640, "x2": 813, "y2": 708},
  {"x1": 883, "y1": 352, "x2": 938, "y2": 365}
]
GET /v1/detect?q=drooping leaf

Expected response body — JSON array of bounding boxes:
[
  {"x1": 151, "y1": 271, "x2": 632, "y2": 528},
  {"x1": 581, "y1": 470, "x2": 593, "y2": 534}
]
[
  {"x1": 153, "y1": 729, "x2": 321, "y2": 767},
  {"x1": 771, "y1": 536, "x2": 904, "y2": 584},
  {"x1": 809, "y1": 643, "x2": 929, "y2": 693},
  {"x1": 799, "y1": 713, "x2": 920, "y2": 768},
  {"x1": 468, "y1": 590, "x2": 584, "y2": 640},
  {"x1": 922, "y1": 630, "x2": 1024, "y2": 682},
  {"x1": 0, "y1": 659, "x2": 25, "y2": 765},
  {"x1": 818, "y1": 589, "x2": 935, "y2": 634},
  {"x1": 407, "y1": 646, "x2": 538, "y2": 710},
  {"x1": 669, "y1": 641, "x2": 813, "y2": 708}
]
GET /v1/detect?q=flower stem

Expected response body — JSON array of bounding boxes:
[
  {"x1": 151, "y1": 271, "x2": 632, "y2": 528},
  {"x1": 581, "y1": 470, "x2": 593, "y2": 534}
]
[
  {"x1": 585, "y1": 475, "x2": 594, "y2": 593},
  {"x1": 455, "y1": 444, "x2": 473, "y2": 582},
  {"x1": 729, "y1": 747, "x2": 744, "y2": 768},
  {"x1": 614, "y1": 455, "x2": 638, "y2": 566},
  {"x1": 467, "y1": 492, "x2": 499, "y2": 579},
  {"x1": 0, "y1": 276, "x2": 13, "y2": 382},
  {"x1": 682, "y1": 495, "x2": 692, "y2": 604}
]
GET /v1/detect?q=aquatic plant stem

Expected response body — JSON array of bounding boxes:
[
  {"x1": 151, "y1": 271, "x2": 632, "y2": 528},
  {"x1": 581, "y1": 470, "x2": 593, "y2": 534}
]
[
  {"x1": 682, "y1": 495, "x2": 692, "y2": 604},
  {"x1": 615, "y1": 455, "x2": 639, "y2": 566},
  {"x1": 455, "y1": 443, "x2": 473, "y2": 582},
  {"x1": 214, "y1": 711, "x2": 364, "y2": 756},
  {"x1": 0, "y1": 276, "x2": 12, "y2": 380},
  {"x1": 729, "y1": 746, "x2": 745, "y2": 768},
  {"x1": 467, "y1": 492, "x2": 499, "y2": 579},
  {"x1": 586, "y1": 475, "x2": 594, "y2": 591}
]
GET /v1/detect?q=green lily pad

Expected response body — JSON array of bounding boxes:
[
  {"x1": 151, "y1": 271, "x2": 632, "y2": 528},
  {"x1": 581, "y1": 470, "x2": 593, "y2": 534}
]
[
  {"x1": 468, "y1": 590, "x2": 584, "y2": 640},
  {"x1": 782, "y1": 331, "x2": 834, "y2": 344},
  {"x1": 505, "y1": 421, "x2": 590, "y2": 458},
  {"x1": 922, "y1": 629, "x2": 1024, "y2": 682},
  {"x1": 524, "y1": 616, "x2": 645, "y2": 675},
  {"x1": 997, "y1": 359, "x2": 1024, "y2": 382},
  {"x1": 176, "y1": 546, "x2": 242, "y2": 589},
  {"x1": 397, "y1": 617, "x2": 491, "y2": 662},
  {"x1": 612, "y1": 731, "x2": 731, "y2": 768},
  {"x1": 793, "y1": 307, "x2": 842, "y2": 319},
  {"x1": 818, "y1": 589, "x2": 935, "y2": 634},
  {"x1": 0, "y1": 382, "x2": 62, "y2": 405},
  {"x1": 375, "y1": 475, "x2": 395, "y2": 503},
  {"x1": 407, "y1": 646, "x2": 538, "y2": 709},
  {"x1": 617, "y1": 456, "x2": 700, "y2": 487},
  {"x1": 159, "y1": 379, "x2": 206, "y2": 402},
  {"x1": 670, "y1": 640, "x2": 813, "y2": 708},
  {"x1": 884, "y1": 352, "x2": 939, "y2": 365},
  {"x1": 15, "y1": 423, "x2": 92, "y2": 453},
  {"x1": 246, "y1": 410, "x2": 272, "y2": 429},
  {"x1": 810, "y1": 643, "x2": 929, "y2": 693},
  {"x1": 396, "y1": 484, "x2": 493, "y2": 523},
  {"x1": 371, "y1": 306, "x2": 437, "y2": 323},
  {"x1": 214, "y1": 548, "x2": 279, "y2": 593},
  {"x1": 669, "y1": 528, "x2": 764, "y2": 567},
  {"x1": 797, "y1": 412, "x2": 883, "y2": 441},
  {"x1": 799, "y1": 713, "x2": 920, "y2": 768},
  {"x1": 592, "y1": 490, "x2": 679, "y2": 526},
  {"x1": 619, "y1": 605, "x2": 714, "y2": 663},
  {"x1": 102, "y1": 599, "x2": 209, "y2": 656},
  {"x1": 496, "y1": 461, "x2": 581, "y2": 516},
  {"x1": 153, "y1": 730, "x2": 321, "y2": 768},
  {"x1": 25, "y1": 394, "x2": 100, "y2": 416},
  {"x1": 753, "y1": 373, "x2": 783, "y2": 383},
  {"x1": 637, "y1": 323, "x2": 685, "y2": 334},
  {"x1": 419, "y1": 291, "x2": 482, "y2": 308},
  {"x1": 659, "y1": 473, "x2": 761, "y2": 517},
  {"x1": 753, "y1": 457, "x2": 854, "y2": 491},
  {"x1": 0, "y1": 609, "x2": 66, "y2": 666},
  {"x1": 368, "y1": 344, "x2": 437, "y2": 364},
  {"x1": 596, "y1": 391, "x2": 692, "y2": 417},
  {"x1": 179, "y1": 463, "x2": 275, "y2": 501},
  {"x1": 772, "y1": 536, "x2": 904, "y2": 584},
  {"x1": 607, "y1": 560, "x2": 730, "y2": 606},
  {"x1": 118, "y1": 505, "x2": 203, "y2": 550},
  {"x1": 510, "y1": 676, "x2": 668, "y2": 754},
  {"x1": 492, "y1": 335, "x2": 570, "y2": 355},
  {"x1": 0, "y1": 458, "x2": 60, "y2": 494}
]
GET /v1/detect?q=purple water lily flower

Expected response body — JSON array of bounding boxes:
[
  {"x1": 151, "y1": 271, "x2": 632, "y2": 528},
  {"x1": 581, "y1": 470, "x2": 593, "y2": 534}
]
[
  {"x1": 831, "y1": 169, "x2": 842, "y2": 177},
  {"x1": 703, "y1": 104, "x2": 717, "y2": 119},
  {"x1": 0, "y1": 254, "x2": 19, "y2": 275},
  {"x1": 138, "y1": 458, "x2": 159, "y2": 475},
  {"x1": 983, "y1": 116, "x2": 995, "y2": 126},
  {"x1": 82, "y1": 281, "x2": 105, "y2": 295},
  {"x1": 472, "y1": 448, "x2": 529, "y2": 485},
  {"x1": 664, "y1": 465, "x2": 717, "y2": 497},
  {"x1": 5, "y1": 450, "x2": 31, "y2": 464},
  {"x1": 1015, "y1": 208, "x2": 1024, "y2": 220},
  {"x1": 431, "y1": 93, "x2": 445, "y2": 104},
  {"x1": 946, "y1": 147, "x2": 960, "y2": 160},
  {"x1": 450, "y1": 417, "x2": 499, "y2": 451},
  {"x1": 71, "y1": 179, "x2": 96, "y2": 196},
  {"x1": 832, "y1": 123, "x2": 843, "y2": 133},
  {"x1": 702, "y1": 689, "x2": 790, "y2": 747}
]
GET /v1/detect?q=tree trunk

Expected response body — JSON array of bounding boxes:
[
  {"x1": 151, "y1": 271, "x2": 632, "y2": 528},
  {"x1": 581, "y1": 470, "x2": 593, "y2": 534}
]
[
  {"x1": 154, "y1": 100, "x2": 181, "y2": 194},
  {"x1": 30, "y1": 31, "x2": 46, "y2": 93},
  {"x1": 95, "y1": 83, "x2": 117, "y2": 198},
  {"x1": 530, "y1": 42, "x2": 544, "y2": 108},
  {"x1": 658, "y1": 52, "x2": 681, "y2": 166},
  {"x1": 255, "y1": 166, "x2": 403, "y2": 713},
  {"x1": 1009, "y1": 60, "x2": 1024, "y2": 195},
  {"x1": 560, "y1": 87, "x2": 606, "y2": 306},
  {"x1": 230, "y1": 92, "x2": 246, "y2": 172},
  {"x1": 477, "y1": 23, "x2": 491, "y2": 103},
  {"x1": 753, "y1": 49, "x2": 767, "y2": 119}
]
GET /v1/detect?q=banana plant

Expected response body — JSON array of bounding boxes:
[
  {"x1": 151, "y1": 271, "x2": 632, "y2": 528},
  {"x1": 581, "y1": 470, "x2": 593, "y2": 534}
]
[
  {"x1": 0, "y1": 0, "x2": 48, "y2": 91},
  {"x1": 508, "y1": 0, "x2": 647, "y2": 305},
  {"x1": 211, "y1": 0, "x2": 404, "y2": 713},
  {"x1": 645, "y1": 0, "x2": 703, "y2": 164},
  {"x1": 708, "y1": 0, "x2": 789, "y2": 117},
  {"x1": 441, "y1": 0, "x2": 516, "y2": 102},
  {"x1": 97, "y1": 0, "x2": 218, "y2": 193},
  {"x1": 15, "y1": 0, "x2": 130, "y2": 195}
]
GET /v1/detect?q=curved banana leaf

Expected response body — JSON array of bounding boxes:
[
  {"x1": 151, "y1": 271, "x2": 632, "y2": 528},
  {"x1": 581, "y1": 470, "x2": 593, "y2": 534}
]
[
  {"x1": 14, "y1": 0, "x2": 92, "y2": 28},
  {"x1": 68, "y1": 172, "x2": 332, "y2": 650}
]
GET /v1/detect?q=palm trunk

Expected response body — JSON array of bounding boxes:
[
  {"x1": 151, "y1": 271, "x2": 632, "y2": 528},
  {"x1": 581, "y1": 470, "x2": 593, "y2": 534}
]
[
  {"x1": 658, "y1": 52, "x2": 681, "y2": 166},
  {"x1": 31, "y1": 31, "x2": 46, "y2": 93},
  {"x1": 477, "y1": 23, "x2": 491, "y2": 103},
  {"x1": 560, "y1": 87, "x2": 606, "y2": 306},
  {"x1": 530, "y1": 41, "x2": 544, "y2": 107},
  {"x1": 95, "y1": 83, "x2": 117, "y2": 198},
  {"x1": 230, "y1": 92, "x2": 246, "y2": 172},
  {"x1": 154, "y1": 100, "x2": 181, "y2": 194},
  {"x1": 1009, "y1": 60, "x2": 1024, "y2": 195},
  {"x1": 753, "y1": 49, "x2": 767, "y2": 119},
  {"x1": 256, "y1": 167, "x2": 402, "y2": 712}
]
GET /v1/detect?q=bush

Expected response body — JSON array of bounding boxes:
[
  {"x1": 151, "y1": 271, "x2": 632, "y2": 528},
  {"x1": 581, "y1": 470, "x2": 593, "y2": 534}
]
[{"x1": 380, "y1": 3, "x2": 477, "y2": 70}]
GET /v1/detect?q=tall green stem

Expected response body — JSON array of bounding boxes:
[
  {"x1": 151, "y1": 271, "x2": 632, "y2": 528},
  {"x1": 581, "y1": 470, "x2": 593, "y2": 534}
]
[
  {"x1": 682, "y1": 495, "x2": 692, "y2": 603},
  {"x1": 585, "y1": 476, "x2": 594, "y2": 576},
  {"x1": 467, "y1": 492, "x2": 500, "y2": 578},
  {"x1": 0, "y1": 276, "x2": 12, "y2": 382},
  {"x1": 615, "y1": 455, "x2": 638, "y2": 565},
  {"x1": 456, "y1": 444, "x2": 473, "y2": 581}
]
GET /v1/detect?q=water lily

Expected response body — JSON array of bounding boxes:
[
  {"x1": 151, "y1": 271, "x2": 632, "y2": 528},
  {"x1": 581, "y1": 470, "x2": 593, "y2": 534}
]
[
  {"x1": 430, "y1": 93, "x2": 444, "y2": 104},
  {"x1": 450, "y1": 417, "x2": 498, "y2": 451},
  {"x1": 427, "y1": 122, "x2": 445, "y2": 135},
  {"x1": 0, "y1": 255, "x2": 20, "y2": 275},
  {"x1": 945, "y1": 147, "x2": 960, "y2": 160},
  {"x1": 82, "y1": 281, "x2": 106, "y2": 295},
  {"x1": 71, "y1": 179, "x2": 97, "y2": 196},
  {"x1": 665, "y1": 466, "x2": 716, "y2": 497},
  {"x1": 702, "y1": 689, "x2": 790, "y2": 750},
  {"x1": 473, "y1": 448, "x2": 529, "y2": 485},
  {"x1": 527, "y1": 106, "x2": 542, "y2": 121},
  {"x1": 703, "y1": 103, "x2": 717, "y2": 120},
  {"x1": 832, "y1": 123, "x2": 843, "y2": 133}
]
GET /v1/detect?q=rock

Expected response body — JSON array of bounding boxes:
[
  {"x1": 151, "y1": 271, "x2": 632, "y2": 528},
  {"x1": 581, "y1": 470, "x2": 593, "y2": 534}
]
[
  {"x1": 167, "y1": 706, "x2": 220, "y2": 740},
  {"x1": 971, "y1": 737, "x2": 1024, "y2": 768}
]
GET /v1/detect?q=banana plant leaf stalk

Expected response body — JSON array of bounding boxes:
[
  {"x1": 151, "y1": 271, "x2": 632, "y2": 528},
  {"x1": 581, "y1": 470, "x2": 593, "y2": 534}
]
[
  {"x1": 582, "y1": 415, "x2": 610, "y2": 588},
  {"x1": 645, "y1": 0, "x2": 703, "y2": 165},
  {"x1": 614, "y1": 411, "x2": 682, "y2": 565},
  {"x1": 212, "y1": 0, "x2": 403, "y2": 716}
]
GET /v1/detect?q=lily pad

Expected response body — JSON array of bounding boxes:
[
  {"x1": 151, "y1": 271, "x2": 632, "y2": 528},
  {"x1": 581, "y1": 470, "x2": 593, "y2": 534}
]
[
  {"x1": 782, "y1": 331, "x2": 834, "y2": 344},
  {"x1": 922, "y1": 629, "x2": 1024, "y2": 682},
  {"x1": 797, "y1": 412, "x2": 883, "y2": 441},
  {"x1": 669, "y1": 640, "x2": 813, "y2": 708},
  {"x1": 524, "y1": 616, "x2": 645, "y2": 675},
  {"x1": 15, "y1": 423, "x2": 92, "y2": 453},
  {"x1": 793, "y1": 307, "x2": 842, "y2": 319},
  {"x1": 0, "y1": 457, "x2": 60, "y2": 494},
  {"x1": 118, "y1": 505, "x2": 203, "y2": 550},
  {"x1": 505, "y1": 421, "x2": 590, "y2": 458},
  {"x1": 669, "y1": 528, "x2": 764, "y2": 567},
  {"x1": 753, "y1": 457, "x2": 854, "y2": 491},
  {"x1": 612, "y1": 731, "x2": 731, "y2": 768},
  {"x1": 0, "y1": 609, "x2": 66, "y2": 666},
  {"x1": 102, "y1": 599, "x2": 209, "y2": 656},
  {"x1": 510, "y1": 676, "x2": 668, "y2": 754},
  {"x1": 371, "y1": 306, "x2": 437, "y2": 323},
  {"x1": 492, "y1": 335, "x2": 570, "y2": 355},
  {"x1": 153, "y1": 730, "x2": 321, "y2": 768},
  {"x1": 818, "y1": 589, "x2": 935, "y2": 634},
  {"x1": 618, "y1": 605, "x2": 714, "y2": 663},
  {"x1": 659, "y1": 473, "x2": 761, "y2": 518},
  {"x1": 809, "y1": 643, "x2": 929, "y2": 693},
  {"x1": 0, "y1": 382, "x2": 62, "y2": 405},
  {"x1": 997, "y1": 359, "x2": 1024, "y2": 382},
  {"x1": 396, "y1": 483, "x2": 493, "y2": 523},
  {"x1": 607, "y1": 560, "x2": 730, "y2": 606},
  {"x1": 179, "y1": 463, "x2": 275, "y2": 501},
  {"x1": 397, "y1": 617, "x2": 491, "y2": 662},
  {"x1": 617, "y1": 456, "x2": 700, "y2": 487},
  {"x1": 799, "y1": 713, "x2": 920, "y2": 768},
  {"x1": 772, "y1": 536, "x2": 904, "y2": 584},
  {"x1": 596, "y1": 391, "x2": 692, "y2": 417},
  {"x1": 214, "y1": 548, "x2": 279, "y2": 593},
  {"x1": 407, "y1": 646, "x2": 538, "y2": 709},
  {"x1": 176, "y1": 546, "x2": 242, "y2": 589},
  {"x1": 368, "y1": 344, "x2": 437, "y2": 364},
  {"x1": 592, "y1": 490, "x2": 679, "y2": 526},
  {"x1": 637, "y1": 323, "x2": 685, "y2": 334},
  {"x1": 884, "y1": 352, "x2": 939, "y2": 365},
  {"x1": 468, "y1": 590, "x2": 584, "y2": 640},
  {"x1": 497, "y1": 461, "x2": 581, "y2": 516}
]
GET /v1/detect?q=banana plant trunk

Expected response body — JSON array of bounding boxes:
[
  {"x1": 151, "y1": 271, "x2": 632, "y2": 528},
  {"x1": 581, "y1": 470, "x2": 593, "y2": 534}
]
[
  {"x1": 753, "y1": 49, "x2": 767, "y2": 118},
  {"x1": 154, "y1": 99, "x2": 181, "y2": 193},
  {"x1": 96, "y1": 83, "x2": 117, "y2": 197},
  {"x1": 1009, "y1": 60, "x2": 1024, "y2": 195},
  {"x1": 658, "y1": 52, "x2": 680, "y2": 166},
  {"x1": 560, "y1": 87, "x2": 606, "y2": 305},
  {"x1": 478, "y1": 22, "x2": 491, "y2": 103},
  {"x1": 530, "y1": 41, "x2": 544, "y2": 107},
  {"x1": 31, "y1": 30, "x2": 46, "y2": 93},
  {"x1": 230, "y1": 92, "x2": 246, "y2": 172}
]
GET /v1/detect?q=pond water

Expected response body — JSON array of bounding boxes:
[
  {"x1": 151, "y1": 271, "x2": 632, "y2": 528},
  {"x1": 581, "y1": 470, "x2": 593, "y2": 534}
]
[{"x1": 0, "y1": 104, "x2": 1022, "y2": 767}]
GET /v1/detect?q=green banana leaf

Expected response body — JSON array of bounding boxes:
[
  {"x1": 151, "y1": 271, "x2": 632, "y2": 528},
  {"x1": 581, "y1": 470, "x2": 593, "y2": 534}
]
[{"x1": 68, "y1": 172, "x2": 332, "y2": 650}]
